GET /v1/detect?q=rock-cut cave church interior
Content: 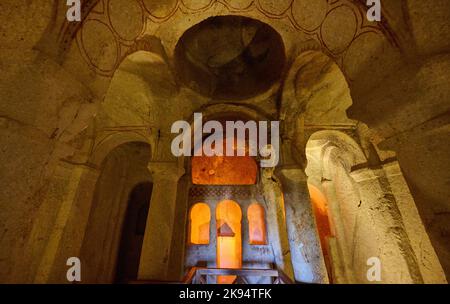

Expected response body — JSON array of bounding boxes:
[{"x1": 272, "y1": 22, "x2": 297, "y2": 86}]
[{"x1": 0, "y1": 0, "x2": 449, "y2": 284}]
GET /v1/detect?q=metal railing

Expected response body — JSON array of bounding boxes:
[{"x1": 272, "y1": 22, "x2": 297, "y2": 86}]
[{"x1": 182, "y1": 267, "x2": 293, "y2": 284}]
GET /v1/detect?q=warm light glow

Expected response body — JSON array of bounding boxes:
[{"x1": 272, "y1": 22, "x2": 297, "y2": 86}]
[
  {"x1": 247, "y1": 203, "x2": 267, "y2": 245},
  {"x1": 192, "y1": 137, "x2": 257, "y2": 185},
  {"x1": 216, "y1": 200, "x2": 242, "y2": 284},
  {"x1": 308, "y1": 184, "x2": 333, "y2": 243},
  {"x1": 189, "y1": 203, "x2": 211, "y2": 245},
  {"x1": 308, "y1": 183, "x2": 333, "y2": 280}
]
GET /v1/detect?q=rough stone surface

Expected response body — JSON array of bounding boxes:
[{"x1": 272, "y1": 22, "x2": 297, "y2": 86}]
[{"x1": 0, "y1": 0, "x2": 449, "y2": 284}]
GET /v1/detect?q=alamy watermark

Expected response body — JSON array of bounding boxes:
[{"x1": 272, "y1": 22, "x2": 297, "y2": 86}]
[
  {"x1": 171, "y1": 113, "x2": 280, "y2": 168},
  {"x1": 66, "y1": 0, "x2": 81, "y2": 22},
  {"x1": 367, "y1": 0, "x2": 382, "y2": 22},
  {"x1": 66, "y1": 1, "x2": 381, "y2": 23},
  {"x1": 66, "y1": 257, "x2": 81, "y2": 282},
  {"x1": 367, "y1": 257, "x2": 382, "y2": 282}
]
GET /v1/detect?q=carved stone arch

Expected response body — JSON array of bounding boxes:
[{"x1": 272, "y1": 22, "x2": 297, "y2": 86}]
[
  {"x1": 310, "y1": 130, "x2": 367, "y2": 163},
  {"x1": 306, "y1": 130, "x2": 367, "y2": 183},
  {"x1": 190, "y1": 103, "x2": 273, "y2": 124},
  {"x1": 51, "y1": 1, "x2": 405, "y2": 158},
  {"x1": 185, "y1": 103, "x2": 272, "y2": 153},
  {"x1": 280, "y1": 50, "x2": 319, "y2": 123},
  {"x1": 184, "y1": 104, "x2": 267, "y2": 186},
  {"x1": 60, "y1": 1, "x2": 401, "y2": 98},
  {"x1": 90, "y1": 131, "x2": 152, "y2": 167},
  {"x1": 281, "y1": 50, "x2": 354, "y2": 132}
]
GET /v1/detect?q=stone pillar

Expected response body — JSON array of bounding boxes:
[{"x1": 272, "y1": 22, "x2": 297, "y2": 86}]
[
  {"x1": 260, "y1": 168, "x2": 295, "y2": 280},
  {"x1": 273, "y1": 133, "x2": 328, "y2": 283},
  {"x1": 8, "y1": 160, "x2": 98, "y2": 283},
  {"x1": 380, "y1": 117, "x2": 450, "y2": 278},
  {"x1": 167, "y1": 173, "x2": 190, "y2": 281},
  {"x1": 320, "y1": 179, "x2": 353, "y2": 283},
  {"x1": 0, "y1": 49, "x2": 96, "y2": 282},
  {"x1": 92, "y1": 173, "x2": 128, "y2": 283},
  {"x1": 348, "y1": 54, "x2": 450, "y2": 278},
  {"x1": 138, "y1": 161, "x2": 184, "y2": 281},
  {"x1": 350, "y1": 167, "x2": 423, "y2": 284},
  {"x1": 34, "y1": 162, "x2": 100, "y2": 283},
  {"x1": 276, "y1": 165, "x2": 329, "y2": 283},
  {"x1": 382, "y1": 162, "x2": 446, "y2": 283}
]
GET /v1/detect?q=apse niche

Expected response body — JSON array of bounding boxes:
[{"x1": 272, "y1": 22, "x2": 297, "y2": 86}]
[{"x1": 175, "y1": 16, "x2": 286, "y2": 100}]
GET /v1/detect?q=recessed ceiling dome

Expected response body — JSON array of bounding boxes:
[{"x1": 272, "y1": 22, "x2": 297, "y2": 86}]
[{"x1": 174, "y1": 16, "x2": 286, "y2": 100}]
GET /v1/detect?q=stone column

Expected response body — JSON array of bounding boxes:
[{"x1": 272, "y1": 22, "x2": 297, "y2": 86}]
[
  {"x1": 138, "y1": 161, "x2": 185, "y2": 281},
  {"x1": 276, "y1": 165, "x2": 329, "y2": 283},
  {"x1": 0, "y1": 49, "x2": 96, "y2": 282},
  {"x1": 9, "y1": 160, "x2": 99, "y2": 283},
  {"x1": 348, "y1": 54, "x2": 450, "y2": 278},
  {"x1": 167, "y1": 173, "x2": 190, "y2": 281},
  {"x1": 320, "y1": 179, "x2": 353, "y2": 283},
  {"x1": 94, "y1": 173, "x2": 128, "y2": 283},
  {"x1": 274, "y1": 133, "x2": 328, "y2": 283},
  {"x1": 34, "y1": 162, "x2": 100, "y2": 283},
  {"x1": 260, "y1": 168, "x2": 295, "y2": 280},
  {"x1": 350, "y1": 167, "x2": 423, "y2": 284},
  {"x1": 382, "y1": 161, "x2": 447, "y2": 283}
]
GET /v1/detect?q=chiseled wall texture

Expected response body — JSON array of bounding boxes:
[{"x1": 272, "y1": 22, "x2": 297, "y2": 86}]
[
  {"x1": 0, "y1": 0, "x2": 449, "y2": 283},
  {"x1": 78, "y1": 142, "x2": 152, "y2": 284}
]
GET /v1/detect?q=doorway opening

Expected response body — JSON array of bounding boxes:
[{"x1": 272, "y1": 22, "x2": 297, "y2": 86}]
[
  {"x1": 115, "y1": 182, "x2": 153, "y2": 283},
  {"x1": 216, "y1": 200, "x2": 242, "y2": 284},
  {"x1": 189, "y1": 124, "x2": 258, "y2": 283}
]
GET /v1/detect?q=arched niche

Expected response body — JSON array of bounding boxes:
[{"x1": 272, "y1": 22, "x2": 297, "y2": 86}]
[
  {"x1": 190, "y1": 111, "x2": 263, "y2": 185},
  {"x1": 79, "y1": 141, "x2": 152, "y2": 283},
  {"x1": 115, "y1": 182, "x2": 153, "y2": 283},
  {"x1": 191, "y1": 135, "x2": 258, "y2": 185},
  {"x1": 305, "y1": 130, "x2": 367, "y2": 242},
  {"x1": 189, "y1": 203, "x2": 211, "y2": 245},
  {"x1": 90, "y1": 132, "x2": 152, "y2": 167},
  {"x1": 247, "y1": 203, "x2": 267, "y2": 245},
  {"x1": 305, "y1": 130, "x2": 372, "y2": 283},
  {"x1": 216, "y1": 200, "x2": 242, "y2": 284},
  {"x1": 281, "y1": 51, "x2": 357, "y2": 152}
]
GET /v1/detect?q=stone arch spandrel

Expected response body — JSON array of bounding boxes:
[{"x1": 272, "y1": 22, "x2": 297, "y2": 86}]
[
  {"x1": 55, "y1": 1, "x2": 405, "y2": 165},
  {"x1": 307, "y1": 130, "x2": 367, "y2": 169},
  {"x1": 281, "y1": 51, "x2": 356, "y2": 128},
  {"x1": 185, "y1": 103, "x2": 272, "y2": 147},
  {"x1": 64, "y1": 35, "x2": 170, "y2": 99},
  {"x1": 190, "y1": 104, "x2": 273, "y2": 125},
  {"x1": 281, "y1": 51, "x2": 359, "y2": 170},
  {"x1": 57, "y1": 0, "x2": 400, "y2": 99},
  {"x1": 90, "y1": 132, "x2": 152, "y2": 167}
]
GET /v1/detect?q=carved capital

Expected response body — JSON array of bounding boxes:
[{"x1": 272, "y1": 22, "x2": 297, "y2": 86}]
[
  {"x1": 148, "y1": 161, "x2": 185, "y2": 182},
  {"x1": 275, "y1": 165, "x2": 307, "y2": 183}
]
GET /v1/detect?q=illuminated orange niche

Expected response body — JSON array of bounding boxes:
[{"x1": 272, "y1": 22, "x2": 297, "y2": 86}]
[
  {"x1": 189, "y1": 203, "x2": 211, "y2": 245},
  {"x1": 247, "y1": 203, "x2": 267, "y2": 245},
  {"x1": 308, "y1": 184, "x2": 334, "y2": 280},
  {"x1": 191, "y1": 137, "x2": 257, "y2": 185},
  {"x1": 216, "y1": 200, "x2": 242, "y2": 284}
]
